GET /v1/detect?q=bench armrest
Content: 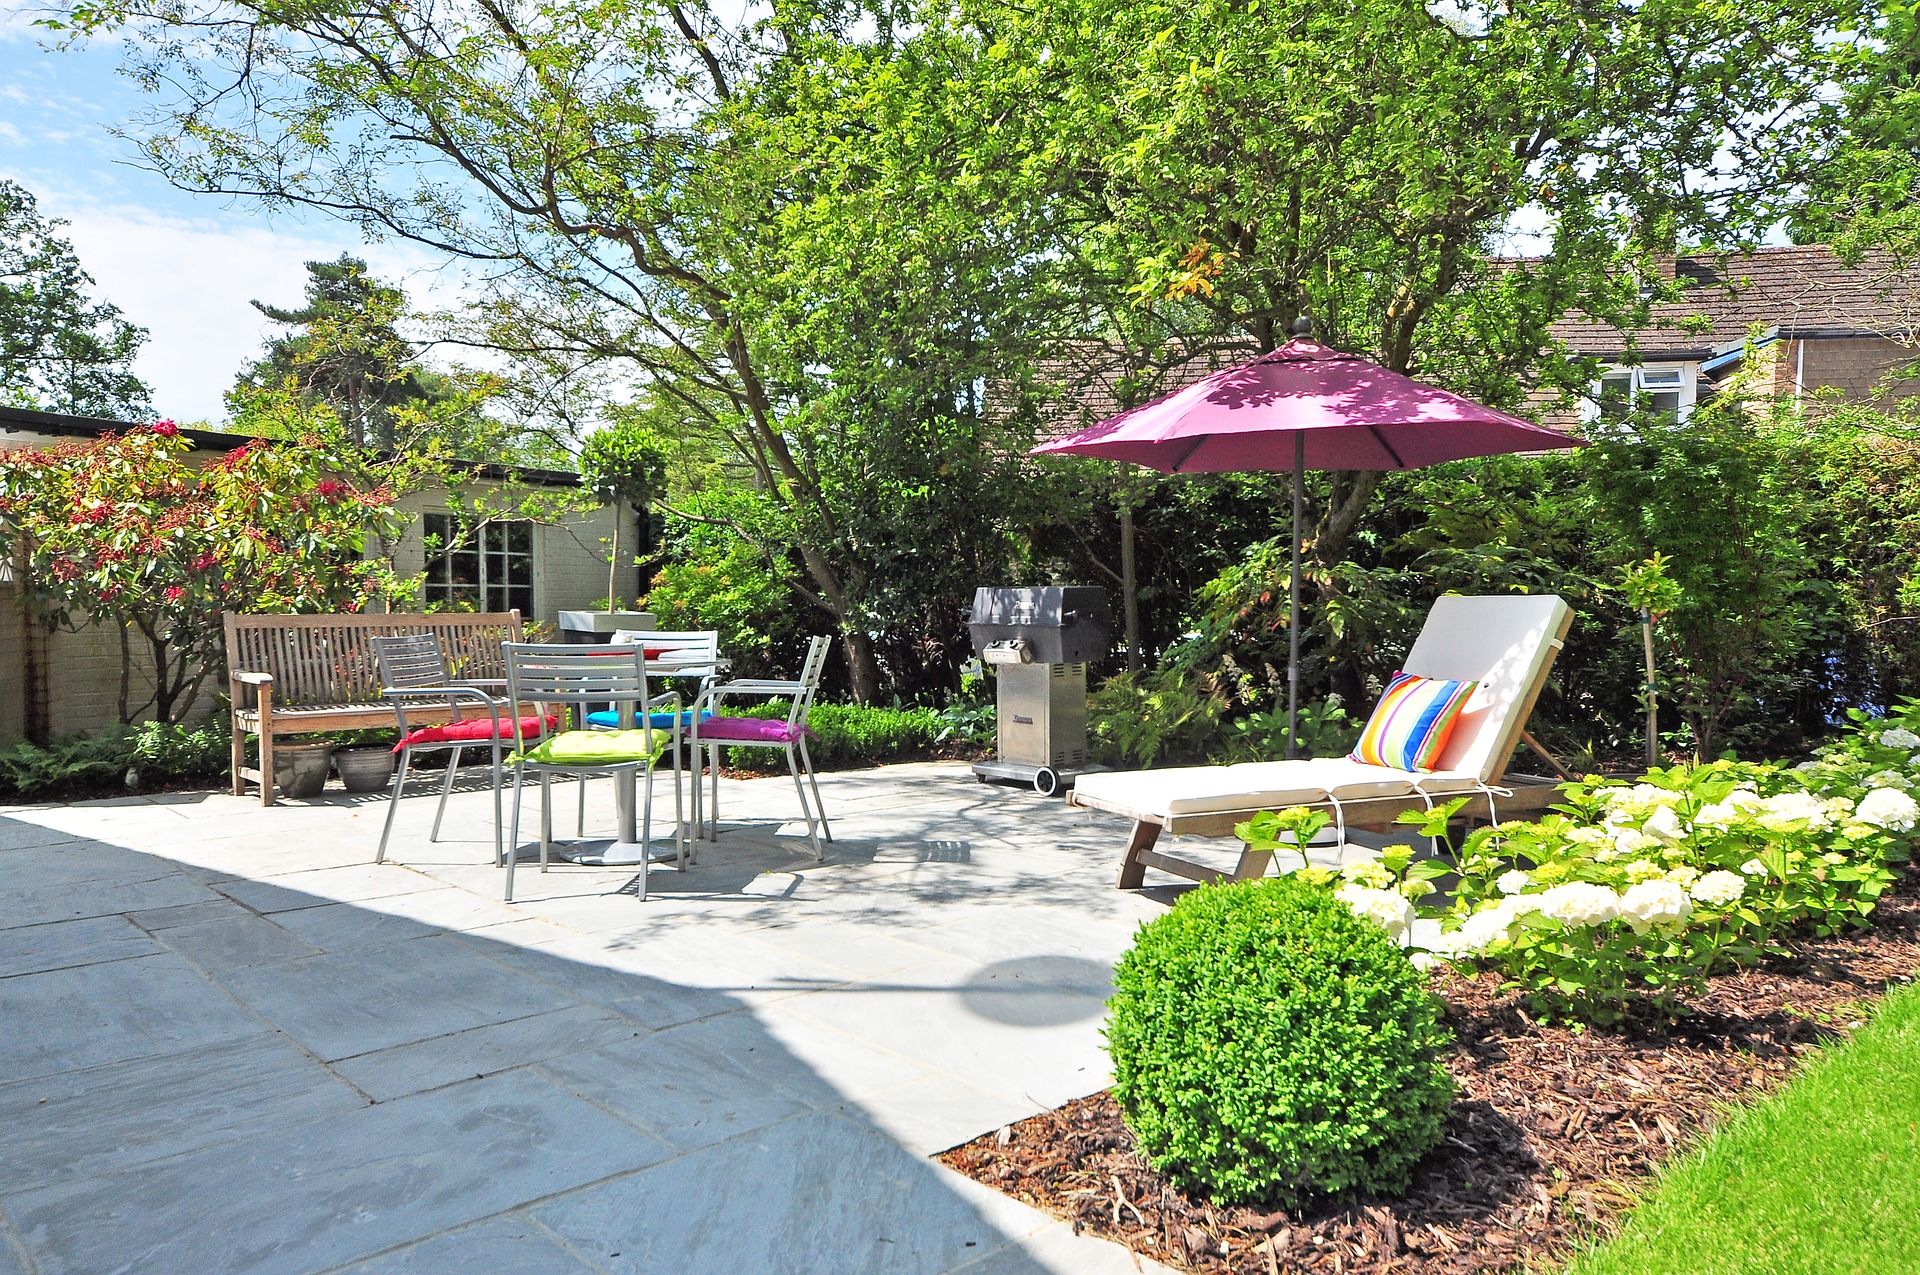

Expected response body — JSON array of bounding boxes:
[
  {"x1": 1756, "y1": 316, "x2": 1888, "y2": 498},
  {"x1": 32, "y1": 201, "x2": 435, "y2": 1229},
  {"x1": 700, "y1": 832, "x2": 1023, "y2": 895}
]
[{"x1": 231, "y1": 670, "x2": 274, "y2": 687}]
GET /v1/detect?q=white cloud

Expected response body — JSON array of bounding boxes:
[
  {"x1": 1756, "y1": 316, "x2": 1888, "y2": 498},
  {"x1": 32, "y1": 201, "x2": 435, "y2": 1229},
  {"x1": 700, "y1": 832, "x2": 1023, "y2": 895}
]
[{"x1": 44, "y1": 198, "x2": 462, "y2": 423}]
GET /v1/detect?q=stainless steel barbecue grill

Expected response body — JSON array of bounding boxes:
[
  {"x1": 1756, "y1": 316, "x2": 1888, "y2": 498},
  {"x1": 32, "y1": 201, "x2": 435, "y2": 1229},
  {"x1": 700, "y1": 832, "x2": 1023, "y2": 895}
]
[{"x1": 967, "y1": 586, "x2": 1112, "y2": 796}]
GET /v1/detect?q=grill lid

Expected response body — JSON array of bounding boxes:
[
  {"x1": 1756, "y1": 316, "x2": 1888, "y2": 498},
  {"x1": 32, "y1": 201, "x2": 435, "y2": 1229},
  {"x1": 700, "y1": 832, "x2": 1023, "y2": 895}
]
[{"x1": 968, "y1": 586, "x2": 1112, "y2": 663}]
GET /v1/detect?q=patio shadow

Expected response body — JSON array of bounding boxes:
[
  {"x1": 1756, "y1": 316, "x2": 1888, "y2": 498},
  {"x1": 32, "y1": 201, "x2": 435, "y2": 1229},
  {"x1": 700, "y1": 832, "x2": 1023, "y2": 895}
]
[{"x1": 0, "y1": 811, "x2": 1150, "y2": 1275}]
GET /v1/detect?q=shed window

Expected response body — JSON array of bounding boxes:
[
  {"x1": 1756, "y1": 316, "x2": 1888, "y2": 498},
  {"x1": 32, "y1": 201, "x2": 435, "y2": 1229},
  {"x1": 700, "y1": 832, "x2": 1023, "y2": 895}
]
[{"x1": 423, "y1": 514, "x2": 534, "y2": 617}]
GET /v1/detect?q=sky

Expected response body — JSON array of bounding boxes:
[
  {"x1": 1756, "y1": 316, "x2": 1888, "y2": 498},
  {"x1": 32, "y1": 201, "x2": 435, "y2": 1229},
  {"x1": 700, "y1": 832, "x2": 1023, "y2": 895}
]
[{"x1": 1, "y1": 18, "x2": 450, "y2": 424}]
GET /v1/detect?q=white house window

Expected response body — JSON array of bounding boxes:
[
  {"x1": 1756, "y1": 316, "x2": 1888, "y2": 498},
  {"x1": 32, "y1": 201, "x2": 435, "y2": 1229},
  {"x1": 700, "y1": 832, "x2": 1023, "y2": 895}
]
[
  {"x1": 1589, "y1": 364, "x2": 1697, "y2": 422},
  {"x1": 423, "y1": 514, "x2": 534, "y2": 616}
]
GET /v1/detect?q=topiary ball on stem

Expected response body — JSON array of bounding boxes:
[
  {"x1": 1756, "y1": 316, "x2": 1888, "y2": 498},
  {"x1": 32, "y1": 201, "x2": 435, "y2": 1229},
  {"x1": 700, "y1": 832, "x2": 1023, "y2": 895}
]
[{"x1": 1106, "y1": 875, "x2": 1454, "y2": 1207}]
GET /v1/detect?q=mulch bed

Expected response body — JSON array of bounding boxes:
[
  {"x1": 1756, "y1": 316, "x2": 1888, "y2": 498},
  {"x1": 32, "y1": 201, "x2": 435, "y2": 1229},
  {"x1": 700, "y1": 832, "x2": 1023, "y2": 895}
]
[{"x1": 940, "y1": 871, "x2": 1920, "y2": 1273}]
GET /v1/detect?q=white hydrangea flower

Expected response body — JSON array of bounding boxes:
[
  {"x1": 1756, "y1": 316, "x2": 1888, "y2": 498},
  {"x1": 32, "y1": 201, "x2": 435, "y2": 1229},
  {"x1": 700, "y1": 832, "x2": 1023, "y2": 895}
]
[
  {"x1": 1856, "y1": 787, "x2": 1920, "y2": 833},
  {"x1": 1910, "y1": 750, "x2": 1920, "y2": 769},
  {"x1": 1756, "y1": 791, "x2": 1832, "y2": 833},
  {"x1": 1690, "y1": 870, "x2": 1747, "y2": 907},
  {"x1": 1792, "y1": 759, "x2": 1825, "y2": 773},
  {"x1": 1867, "y1": 770, "x2": 1912, "y2": 790},
  {"x1": 1664, "y1": 864, "x2": 1701, "y2": 888},
  {"x1": 1641, "y1": 805, "x2": 1686, "y2": 844},
  {"x1": 1443, "y1": 900, "x2": 1523, "y2": 954},
  {"x1": 1612, "y1": 828, "x2": 1662, "y2": 855},
  {"x1": 1527, "y1": 882, "x2": 1623, "y2": 928},
  {"x1": 1339, "y1": 859, "x2": 1394, "y2": 890},
  {"x1": 1600, "y1": 783, "x2": 1683, "y2": 824},
  {"x1": 1694, "y1": 788, "x2": 1764, "y2": 830},
  {"x1": 1740, "y1": 858, "x2": 1769, "y2": 877},
  {"x1": 1336, "y1": 884, "x2": 1415, "y2": 940},
  {"x1": 1822, "y1": 852, "x2": 1847, "y2": 865},
  {"x1": 1495, "y1": 869, "x2": 1532, "y2": 895},
  {"x1": 1409, "y1": 951, "x2": 1443, "y2": 973},
  {"x1": 1878, "y1": 727, "x2": 1920, "y2": 751},
  {"x1": 1620, "y1": 880, "x2": 1692, "y2": 935},
  {"x1": 1624, "y1": 859, "x2": 1664, "y2": 883}
]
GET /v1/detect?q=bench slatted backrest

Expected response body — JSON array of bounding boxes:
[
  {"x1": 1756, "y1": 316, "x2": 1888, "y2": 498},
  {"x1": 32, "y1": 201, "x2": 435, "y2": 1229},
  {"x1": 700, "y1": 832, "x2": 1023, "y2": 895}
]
[{"x1": 223, "y1": 612, "x2": 522, "y2": 709}]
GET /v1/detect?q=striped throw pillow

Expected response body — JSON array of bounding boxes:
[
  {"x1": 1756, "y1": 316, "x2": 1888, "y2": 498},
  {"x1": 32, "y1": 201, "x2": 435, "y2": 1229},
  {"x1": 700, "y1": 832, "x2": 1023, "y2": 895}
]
[{"x1": 1349, "y1": 671, "x2": 1478, "y2": 772}]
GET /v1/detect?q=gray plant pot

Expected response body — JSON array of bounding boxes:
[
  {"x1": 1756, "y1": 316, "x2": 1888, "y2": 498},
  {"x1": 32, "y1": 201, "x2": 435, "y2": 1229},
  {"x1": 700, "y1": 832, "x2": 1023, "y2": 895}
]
[
  {"x1": 334, "y1": 746, "x2": 396, "y2": 794},
  {"x1": 272, "y1": 741, "x2": 335, "y2": 800}
]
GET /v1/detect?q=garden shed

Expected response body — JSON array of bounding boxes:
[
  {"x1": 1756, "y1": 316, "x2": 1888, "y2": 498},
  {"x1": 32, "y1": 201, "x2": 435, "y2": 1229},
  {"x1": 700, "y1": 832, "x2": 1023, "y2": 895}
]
[{"x1": 0, "y1": 404, "x2": 641, "y2": 741}]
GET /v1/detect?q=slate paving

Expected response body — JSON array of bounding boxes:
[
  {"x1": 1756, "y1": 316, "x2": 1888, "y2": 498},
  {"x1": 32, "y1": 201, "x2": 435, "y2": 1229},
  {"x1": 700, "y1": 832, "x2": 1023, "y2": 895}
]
[{"x1": 0, "y1": 763, "x2": 1182, "y2": 1274}]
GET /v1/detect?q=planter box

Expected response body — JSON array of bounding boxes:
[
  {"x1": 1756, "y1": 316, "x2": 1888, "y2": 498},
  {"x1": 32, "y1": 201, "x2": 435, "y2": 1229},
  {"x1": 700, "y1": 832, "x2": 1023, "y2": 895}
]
[{"x1": 556, "y1": 611, "x2": 656, "y2": 643}]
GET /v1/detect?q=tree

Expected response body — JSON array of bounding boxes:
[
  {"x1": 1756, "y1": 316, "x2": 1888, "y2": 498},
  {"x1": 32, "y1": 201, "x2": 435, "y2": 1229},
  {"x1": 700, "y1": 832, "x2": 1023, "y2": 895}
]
[
  {"x1": 70, "y1": 0, "x2": 1061, "y2": 702},
  {"x1": 0, "y1": 422, "x2": 415, "y2": 723},
  {"x1": 233, "y1": 254, "x2": 523, "y2": 456},
  {"x1": 578, "y1": 419, "x2": 669, "y2": 611},
  {"x1": 1791, "y1": 0, "x2": 1920, "y2": 266},
  {"x1": 960, "y1": 0, "x2": 1864, "y2": 573},
  {"x1": 0, "y1": 179, "x2": 150, "y2": 418}
]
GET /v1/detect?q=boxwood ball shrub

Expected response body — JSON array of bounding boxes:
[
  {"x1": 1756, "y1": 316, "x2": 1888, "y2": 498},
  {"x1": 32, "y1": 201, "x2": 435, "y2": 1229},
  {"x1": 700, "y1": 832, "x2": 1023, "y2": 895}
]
[{"x1": 1106, "y1": 876, "x2": 1454, "y2": 1207}]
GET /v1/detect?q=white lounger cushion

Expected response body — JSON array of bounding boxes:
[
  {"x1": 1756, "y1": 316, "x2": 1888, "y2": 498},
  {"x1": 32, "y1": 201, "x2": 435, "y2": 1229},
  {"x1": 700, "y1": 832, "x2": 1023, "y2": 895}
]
[
  {"x1": 1074, "y1": 759, "x2": 1487, "y2": 819},
  {"x1": 1071, "y1": 594, "x2": 1571, "y2": 825}
]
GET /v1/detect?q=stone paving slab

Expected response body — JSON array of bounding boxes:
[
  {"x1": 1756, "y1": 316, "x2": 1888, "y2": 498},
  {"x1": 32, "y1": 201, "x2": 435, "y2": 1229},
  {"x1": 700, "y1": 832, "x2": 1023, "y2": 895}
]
[
  {"x1": 0, "y1": 1034, "x2": 365, "y2": 1195},
  {"x1": 337, "y1": 1215, "x2": 601, "y2": 1273},
  {"x1": 0, "y1": 914, "x2": 157, "y2": 979},
  {"x1": 0, "y1": 764, "x2": 1185, "y2": 1273},
  {"x1": 1, "y1": 953, "x2": 267, "y2": 1086},
  {"x1": 7, "y1": 1073, "x2": 674, "y2": 1275}
]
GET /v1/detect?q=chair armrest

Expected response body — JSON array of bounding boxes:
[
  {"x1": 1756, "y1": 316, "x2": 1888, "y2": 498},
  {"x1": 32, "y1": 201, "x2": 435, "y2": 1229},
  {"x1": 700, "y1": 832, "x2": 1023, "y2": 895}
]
[
  {"x1": 710, "y1": 679, "x2": 803, "y2": 694},
  {"x1": 383, "y1": 686, "x2": 504, "y2": 710},
  {"x1": 645, "y1": 690, "x2": 683, "y2": 712}
]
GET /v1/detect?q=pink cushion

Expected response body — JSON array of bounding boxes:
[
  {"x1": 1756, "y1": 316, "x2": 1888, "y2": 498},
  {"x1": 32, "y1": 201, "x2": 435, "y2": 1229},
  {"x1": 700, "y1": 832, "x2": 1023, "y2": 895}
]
[
  {"x1": 693, "y1": 716, "x2": 816, "y2": 744},
  {"x1": 396, "y1": 714, "x2": 558, "y2": 750}
]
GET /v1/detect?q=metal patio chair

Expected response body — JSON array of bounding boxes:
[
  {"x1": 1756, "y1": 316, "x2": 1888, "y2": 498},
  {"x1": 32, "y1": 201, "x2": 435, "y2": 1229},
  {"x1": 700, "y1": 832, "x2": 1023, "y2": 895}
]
[
  {"x1": 503, "y1": 642, "x2": 687, "y2": 900},
  {"x1": 371, "y1": 632, "x2": 547, "y2": 873},
  {"x1": 687, "y1": 635, "x2": 833, "y2": 859}
]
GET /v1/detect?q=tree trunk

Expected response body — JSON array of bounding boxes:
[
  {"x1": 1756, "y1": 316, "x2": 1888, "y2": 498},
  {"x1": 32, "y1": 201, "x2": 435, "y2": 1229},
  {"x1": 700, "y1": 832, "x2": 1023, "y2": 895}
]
[
  {"x1": 1640, "y1": 610, "x2": 1659, "y2": 768},
  {"x1": 607, "y1": 513, "x2": 620, "y2": 613},
  {"x1": 840, "y1": 627, "x2": 883, "y2": 704},
  {"x1": 20, "y1": 573, "x2": 48, "y2": 745},
  {"x1": 117, "y1": 620, "x2": 133, "y2": 724},
  {"x1": 1119, "y1": 501, "x2": 1142, "y2": 672}
]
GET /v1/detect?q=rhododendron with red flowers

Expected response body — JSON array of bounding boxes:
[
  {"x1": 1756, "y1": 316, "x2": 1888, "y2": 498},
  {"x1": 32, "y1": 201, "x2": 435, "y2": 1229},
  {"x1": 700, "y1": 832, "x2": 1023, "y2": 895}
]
[{"x1": 0, "y1": 428, "x2": 413, "y2": 723}]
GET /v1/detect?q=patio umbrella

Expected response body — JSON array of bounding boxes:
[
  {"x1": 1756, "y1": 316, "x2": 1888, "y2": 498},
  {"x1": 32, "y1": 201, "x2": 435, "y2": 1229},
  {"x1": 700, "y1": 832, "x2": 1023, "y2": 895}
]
[{"x1": 1032, "y1": 323, "x2": 1582, "y2": 756}]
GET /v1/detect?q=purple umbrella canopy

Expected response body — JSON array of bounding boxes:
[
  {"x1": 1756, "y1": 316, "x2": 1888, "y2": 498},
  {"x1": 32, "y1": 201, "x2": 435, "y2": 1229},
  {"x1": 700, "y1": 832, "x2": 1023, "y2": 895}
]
[
  {"x1": 1032, "y1": 330, "x2": 1583, "y2": 758},
  {"x1": 1032, "y1": 336, "x2": 1579, "y2": 471}
]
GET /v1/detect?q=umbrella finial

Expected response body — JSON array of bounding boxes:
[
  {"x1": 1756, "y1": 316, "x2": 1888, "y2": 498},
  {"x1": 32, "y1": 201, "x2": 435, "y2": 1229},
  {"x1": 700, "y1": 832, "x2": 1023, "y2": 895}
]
[{"x1": 1290, "y1": 314, "x2": 1313, "y2": 339}]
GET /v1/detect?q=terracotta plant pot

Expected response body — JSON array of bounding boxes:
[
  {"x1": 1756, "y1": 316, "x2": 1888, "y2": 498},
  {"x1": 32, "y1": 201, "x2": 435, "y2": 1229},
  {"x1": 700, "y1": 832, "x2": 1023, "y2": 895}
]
[
  {"x1": 272, "y1": 741, "x2": 335, "y2": 799},
  {"x1": 334, "y1": 746, "x2": 395, "y2": 794}
]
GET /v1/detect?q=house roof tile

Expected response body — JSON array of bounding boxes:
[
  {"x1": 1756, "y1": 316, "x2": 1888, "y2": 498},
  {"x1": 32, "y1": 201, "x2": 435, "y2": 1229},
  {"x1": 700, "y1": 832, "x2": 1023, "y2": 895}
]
[{"x1": 1548, "y1": 244, "x2": 1918, "y2": 360}]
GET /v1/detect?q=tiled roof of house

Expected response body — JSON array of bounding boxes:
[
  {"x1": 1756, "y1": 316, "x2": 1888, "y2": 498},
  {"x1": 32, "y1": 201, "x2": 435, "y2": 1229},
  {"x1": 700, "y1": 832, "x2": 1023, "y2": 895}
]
[
  {"x1": 1548, "y1": 244, "x2": 1918, "y2": 359},
  {"x1": 1027, "y1": 342, "x2": 1252, "y2": 444}
]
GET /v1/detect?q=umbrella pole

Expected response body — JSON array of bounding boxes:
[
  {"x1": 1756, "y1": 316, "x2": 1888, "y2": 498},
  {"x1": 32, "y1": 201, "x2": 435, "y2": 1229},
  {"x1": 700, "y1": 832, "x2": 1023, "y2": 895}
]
[{"x1": 1287, "y1": 436, "x2": 1303, "y2": 760}]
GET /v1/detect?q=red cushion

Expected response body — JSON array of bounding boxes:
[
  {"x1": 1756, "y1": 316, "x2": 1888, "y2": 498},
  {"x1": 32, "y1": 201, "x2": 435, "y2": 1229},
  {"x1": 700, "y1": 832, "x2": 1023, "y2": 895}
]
[
  {"x1": 396, "y1": 714, "x2": 558, "y2": 750},
  {"x1": 692, "y1": 716, "x2": 817, "y2": 744}
]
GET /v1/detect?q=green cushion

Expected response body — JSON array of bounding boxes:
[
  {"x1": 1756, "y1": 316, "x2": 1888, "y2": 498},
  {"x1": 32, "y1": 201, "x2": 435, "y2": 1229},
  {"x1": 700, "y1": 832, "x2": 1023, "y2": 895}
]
[{"x1": 511, "y1": 729, "x2": 663, "y2": 767}]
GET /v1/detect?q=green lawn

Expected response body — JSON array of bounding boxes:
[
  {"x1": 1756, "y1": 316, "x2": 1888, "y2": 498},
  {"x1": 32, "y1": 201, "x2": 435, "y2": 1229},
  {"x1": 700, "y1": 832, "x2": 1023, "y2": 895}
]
[{"x1": 1565, "y1": 980, "x2": 1920, "y2": 1275}]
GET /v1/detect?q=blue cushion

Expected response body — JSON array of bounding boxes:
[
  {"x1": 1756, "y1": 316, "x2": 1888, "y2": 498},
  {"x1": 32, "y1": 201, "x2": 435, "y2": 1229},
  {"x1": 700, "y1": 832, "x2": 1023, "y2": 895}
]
[{"x1": 585, "y1": 709, "x2": 712, "y2": 730}]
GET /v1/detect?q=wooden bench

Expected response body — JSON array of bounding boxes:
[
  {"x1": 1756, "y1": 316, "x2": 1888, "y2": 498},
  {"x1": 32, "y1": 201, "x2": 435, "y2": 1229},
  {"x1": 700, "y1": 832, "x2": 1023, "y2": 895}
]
[{"x1": 224, "y1": 611, "x2": 522, "y2": 806}]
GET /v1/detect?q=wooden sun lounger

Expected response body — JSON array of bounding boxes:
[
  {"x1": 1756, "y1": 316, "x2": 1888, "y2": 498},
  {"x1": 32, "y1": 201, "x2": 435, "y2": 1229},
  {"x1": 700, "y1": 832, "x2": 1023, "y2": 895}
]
[{"x1": 1072, "y1": 594, "x2": 1576, "y2": 891}]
